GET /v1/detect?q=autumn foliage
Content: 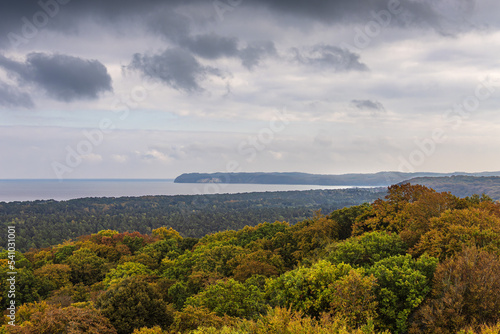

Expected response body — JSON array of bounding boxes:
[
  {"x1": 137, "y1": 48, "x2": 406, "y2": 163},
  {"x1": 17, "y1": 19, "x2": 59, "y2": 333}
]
[{"x1": 3, "y1": 184, "x2": 500, "y2": 333}]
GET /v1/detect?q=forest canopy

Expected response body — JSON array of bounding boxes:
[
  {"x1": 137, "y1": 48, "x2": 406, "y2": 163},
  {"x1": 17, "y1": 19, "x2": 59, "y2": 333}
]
[
  {"x1": 1, "y1": 184, "x2": 500, "y2": 333},
  {"x1": 0, "y1": 188, "x2": 384, "y2": 252}
]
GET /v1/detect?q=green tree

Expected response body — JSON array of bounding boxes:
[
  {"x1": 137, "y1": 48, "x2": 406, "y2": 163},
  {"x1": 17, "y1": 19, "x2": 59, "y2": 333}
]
[
  {"x1": 367, "y1": 254, "x2": 438, "y2": 333},
  {"x1": 235, "y1": 222, "x2": 289, "y2": 246},
  {"x1": 96, "y1": 276, "x2": 174, "y2": 334},
  {"x1": 164, "y1": 280, "x2": 191, "y2": 310},
  {"x1": 266, "y1": 260, "x2": 353, "y2": 317},
  {"x1": 0, "y1": 250, "x2": 32, "y2": 269},
  {"x1": 53, "y1": 245, "x2": 76, "y2": 264},
  {"x1": 412, "y1": 208, "x2": 500, "y2": 260},
  {"x1": 193, "y1": 244, "x2": 247, "y2": 277},
  {"x1": 103, "y1": 262, "x2": 153, "y2": 287},
  {"x1": 327, "y1": 203, "x2": 372, "y2": 240},
  {"x1": 327, "y1": 231, "x2": 407, "y2": 268},
  {"x1": 329, "y1": 269, "x2": 378, "y2": 328},
  {"x1": 64, "y1": 248, "x2": 107, "y2": 285},
  {"x1": 132, "y1": 327, "x2": 166, "y2": 334},
  {"x1": 228, "y1": 307, "x2": 389, "y2": 334},
  {"x1": 134, "y1": 238, "x2": 182, "y2": 270},
  {"x1": 289, "y1": 212, "x2": 340, "y2": 262},
  {"x1": 170, "y1": 305, "x2": 228, "y2": 333},
  {"x1": 232, "y1": 249, "x2": 284, "y2": 282},
  {"x1": 0, "y1": 261, "x2": 40, "y2": 309},
  {"x1": 186, "y1": 278, "x2": 266, "y2": 319},
  {"x1": 33, "y1": 263, "x2": 71, "y2": 297},
  {"x1": 152, "y1": 226, "x2": 182, "y2": 240}
]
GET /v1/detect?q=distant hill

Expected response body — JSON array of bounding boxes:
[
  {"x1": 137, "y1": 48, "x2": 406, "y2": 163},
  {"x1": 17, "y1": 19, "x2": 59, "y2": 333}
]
[
  {"x1": 174, "y1": 171, "x2": 500, "y2": 187},
  {"x1": 402, "y1": 175, "x2": 500, "y2": 200}
]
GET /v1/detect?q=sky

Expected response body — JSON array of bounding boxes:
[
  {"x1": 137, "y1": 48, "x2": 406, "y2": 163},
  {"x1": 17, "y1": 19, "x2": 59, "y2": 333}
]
[{"x1": 0, "y1": 0, "x2": 499, "y2": 179}]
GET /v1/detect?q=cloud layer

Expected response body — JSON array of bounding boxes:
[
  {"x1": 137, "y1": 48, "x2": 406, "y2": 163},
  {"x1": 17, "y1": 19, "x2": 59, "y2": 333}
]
[{"x1": 0, "y1": 0, "x2": 499, "y2": 179}]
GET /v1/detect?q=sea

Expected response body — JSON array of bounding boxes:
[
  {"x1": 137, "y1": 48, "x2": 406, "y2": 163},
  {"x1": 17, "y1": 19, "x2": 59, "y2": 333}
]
[{"x1": 0, "y1": 179, "x2": 364, "y2": 203}]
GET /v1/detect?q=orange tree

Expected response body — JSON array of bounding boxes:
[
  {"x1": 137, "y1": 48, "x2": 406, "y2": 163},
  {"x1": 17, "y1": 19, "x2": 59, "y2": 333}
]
[
  {"x1": 411, "y1": 208, "x2": 500, "y2": 260},
  {"x1": 410, "y1": 247, "x2": 500, "y2": 334}
]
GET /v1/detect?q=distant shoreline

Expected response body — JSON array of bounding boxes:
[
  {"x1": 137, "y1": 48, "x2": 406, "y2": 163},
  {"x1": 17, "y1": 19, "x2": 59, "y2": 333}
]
[{"x1": 174, "y1": 171, "x2": 500, "y2": 186}]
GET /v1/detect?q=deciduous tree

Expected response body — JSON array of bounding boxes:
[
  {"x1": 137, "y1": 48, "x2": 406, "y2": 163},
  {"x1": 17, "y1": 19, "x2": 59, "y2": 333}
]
[
  {"x1": 96, "y1": 276, "x2": 174, "y2": 334},
  {"x1": 410, "y1": 247, "x2": 500, "y2": 334}
]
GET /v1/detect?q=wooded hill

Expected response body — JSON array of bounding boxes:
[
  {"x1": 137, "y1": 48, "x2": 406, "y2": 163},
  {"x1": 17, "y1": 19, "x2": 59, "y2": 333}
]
[
  {"x1": 1, "y1": 184, "x2": 500, "y2": 333},
  {"x1": 402, "y1": 175, "x2": 500, "y2": 200},
  {"x1": 174, "y1": 171, "x2": 500, "y2": 186}
]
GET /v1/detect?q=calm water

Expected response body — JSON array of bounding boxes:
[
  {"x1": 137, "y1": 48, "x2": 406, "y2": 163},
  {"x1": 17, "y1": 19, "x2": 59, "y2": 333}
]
[{"x1": 0, "y1": 179, "x2": 362, "y2": 202}]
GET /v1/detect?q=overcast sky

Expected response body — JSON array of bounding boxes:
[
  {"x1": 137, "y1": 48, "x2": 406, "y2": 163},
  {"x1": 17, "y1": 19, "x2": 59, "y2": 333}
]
[{"x1": 0, "y1": 0, "x2": 499, "y2": 179}]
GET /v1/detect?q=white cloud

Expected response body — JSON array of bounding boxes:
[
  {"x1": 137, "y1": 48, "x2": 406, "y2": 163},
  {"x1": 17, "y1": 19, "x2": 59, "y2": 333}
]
[
  {"x1": 140, "y1": 149, "x2": 171, "y2": 162},
  {"x1": 81, "y1": 153, "x2": 103, "y2": 164},
  {"x1": 111, "y1": 154, "x2": 129, "y2": 163}
]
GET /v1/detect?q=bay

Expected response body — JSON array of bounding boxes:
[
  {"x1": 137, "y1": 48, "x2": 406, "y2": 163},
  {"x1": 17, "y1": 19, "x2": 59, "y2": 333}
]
[{"x1": 0, "y1": 179, "x2": 364, "y2": 203}]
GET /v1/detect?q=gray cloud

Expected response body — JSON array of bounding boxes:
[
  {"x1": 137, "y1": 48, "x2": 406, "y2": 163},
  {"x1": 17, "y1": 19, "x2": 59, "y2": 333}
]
[
  {"x1": 181, "y1": 35, "x2": 277, "y2": 70},
  {"x1": 129, "y1": 48, "x2": 223, "y2": 92},
  {"x1": 253, "y1": 0, "x2": 390, "y2": 23},
  {"x1": 180, "y1": 33, "x2": 239, "y2": 59},
  {"x1": 292, "y1": 45, "x2": 368, "y2": 71},
  {"x1": 150, "y1": 12, "x2": 275, "y2": 70},
  {"x1": 0, "y1": 0, "x2": 485, "y2": 50},
  {"x1": 0, "y1": 81, "x2": 34, "y2": 109},
  {"x1": 0, "y1": 53, "x2": 112, "y2": 102},
  {"x1": 0, "y1": 0, "x2": 476, "y2": 25},
  {"x1": 147, "y1": 9, "x2": 192, "y2": 43},
  {"x1": 251, "y1": 0, "x2": 478, "y2": 33},
  {"x1": 351, "y1": 99, "x2": 385, "y2": 111},
  {"x1": 351, "y1": 100, "x2": 385, "y2": 110},
  {"x1": 0, "y1": 0, "x2": 484, "y2": 45},
  {"x1": 239, "y1": 41, "x2": 277, "y2": 70}
]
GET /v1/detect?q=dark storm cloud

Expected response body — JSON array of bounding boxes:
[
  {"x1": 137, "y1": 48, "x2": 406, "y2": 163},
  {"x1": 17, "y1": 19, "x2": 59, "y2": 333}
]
[
  {"x1": 0, "y1": 81, "x2": 34, "y2": 109},
  {"x1": 250, "y1": 0, "x2": 477, "y2": 32},
  {"x1": 351, "y1": 99, "x2": 385, "y2": 111},
  {"x1": 0, "y1": 0, "x2": 483, "y2": 49},
  {"x1": 129, "y1": 48, "x2": 223, "y2": 92},
  {"x1": 180, "y1": 35, "x2": 278, "y2": 70},
  {"x1": 0, "y1": 0, "x2": 415, "y2": 23},
  {"x1": 0, "y1": 0, "x2": 182, "y2": 48},
  {"x1": 150, "y1": 10, "x2": 274, "y2": 70},
  {"x1": 180, "y1": 33, "x2": 239, "y2": 59},
  {"x1": 239, "y1": 41, "x2": 277, "y2": 70},
  {"x1": 253, "y1": 0, "x2": 391, "y2": 23},
  {"x1": 293, "y1": 45, "x2": 368, "y2": 71},
  {"x1": 146, "y1": 8, "x2": 275, "y2": 69},
  {"x1": 0, "y1": 53, "x2": 112, "y2": 102},
  {"x1": 147, "y1": 9, "x2": 192, "y2": 43}
]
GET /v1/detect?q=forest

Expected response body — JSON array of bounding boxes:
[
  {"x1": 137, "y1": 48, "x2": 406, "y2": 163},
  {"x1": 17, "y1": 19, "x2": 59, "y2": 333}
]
[
  {"x1": 1, "y1": 183, "x2": 500, "y2": 333},
  {"x1": 403, "y1": 175, "x2": 500, "y2": 200},
  {"x1": 0, "y1": 188, "x2": 384, "y2": 252}
]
